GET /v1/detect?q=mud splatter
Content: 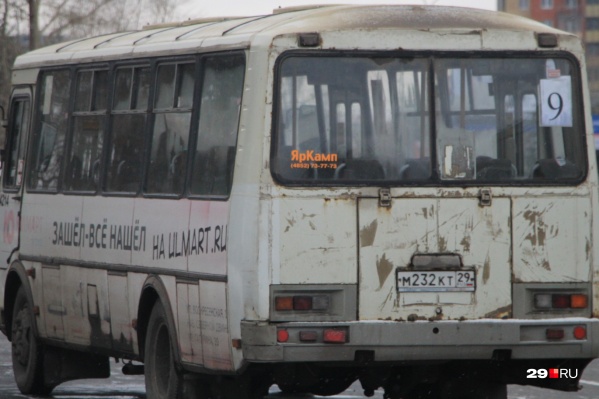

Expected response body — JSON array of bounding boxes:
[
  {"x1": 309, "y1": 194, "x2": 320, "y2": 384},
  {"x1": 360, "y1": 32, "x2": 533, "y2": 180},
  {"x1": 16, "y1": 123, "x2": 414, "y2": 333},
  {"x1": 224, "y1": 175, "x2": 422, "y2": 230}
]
[
  {"x1": 360, "y1": 220, "x2": 378, "y2": 247},
  {"x1": 460, "y1": 236, "x2": 471, "y2": 252},
  {"x1": 284, "y1": 217, "x2": 296, "y2": 233},
  {"x1": 523, "y1": 210, "x2": 547, "y2": 247},
  {"x1": 482, "y1": 254, "x2": 490, "y2": 284},
  {"x1": 541, "y1": 260, "x2": 551, "y2": 271},
  {"x1": 376, "y1": 253, "x2": 394, "y2": 288},
  {"x1": 438, "y1": 236, "x2": 447, "y2": 252}
]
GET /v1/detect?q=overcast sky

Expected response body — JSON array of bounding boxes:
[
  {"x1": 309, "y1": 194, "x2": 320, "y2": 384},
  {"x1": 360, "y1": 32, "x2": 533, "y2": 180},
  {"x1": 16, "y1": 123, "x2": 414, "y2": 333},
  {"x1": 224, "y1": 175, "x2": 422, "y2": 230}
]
[{"x1": 188, "y1": 0, "x2": 497, "y2": 19}]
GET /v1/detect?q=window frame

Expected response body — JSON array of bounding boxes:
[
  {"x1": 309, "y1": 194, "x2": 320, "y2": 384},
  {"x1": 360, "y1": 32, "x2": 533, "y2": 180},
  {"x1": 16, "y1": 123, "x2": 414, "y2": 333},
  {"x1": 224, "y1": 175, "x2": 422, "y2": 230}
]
[
  {"x1": 103, "y1": 62, "x2": 152, "y2": 197},
  {"x1": 25, "y1": 50, "x2": 247, "y2": 201},
  {"x1": 3, "y1": 90, "x2": 32, "y2": 192},
  {"x1": 63, "y1": 66, "x2": 110, "y2": 195},
  {"x1": 541, "y1": 0, "x2": 554, "y2": 10},
  {"x1": 187, "y1": 52, "x2": 246, "y2": 200},
  {"x1": 143, "y1": 58, "x2": 197, "y2": 199},
  {"x1": 270, "y1": 50, "x2": 588, "y2": 188},
  {"x1": 27, "y1": 67, "x2": 75, "y2": 194}
]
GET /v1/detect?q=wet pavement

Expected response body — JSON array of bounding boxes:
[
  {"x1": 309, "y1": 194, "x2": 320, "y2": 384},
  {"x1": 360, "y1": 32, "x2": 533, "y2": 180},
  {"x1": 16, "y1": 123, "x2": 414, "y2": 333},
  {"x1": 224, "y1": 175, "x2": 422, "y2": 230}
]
[{"x1": 1, "y1": 334, "x2": 599, "y2": 398}]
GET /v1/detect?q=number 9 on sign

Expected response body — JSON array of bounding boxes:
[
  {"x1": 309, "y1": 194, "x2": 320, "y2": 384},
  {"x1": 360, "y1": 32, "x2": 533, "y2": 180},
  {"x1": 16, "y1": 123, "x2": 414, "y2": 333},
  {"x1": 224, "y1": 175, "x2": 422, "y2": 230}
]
[
  {"x1": 540, "y1": 76, "x2": 572, "y2": 127},
  {"x1": 547, "y1": 93, "x2": 563, "y2": 121}
]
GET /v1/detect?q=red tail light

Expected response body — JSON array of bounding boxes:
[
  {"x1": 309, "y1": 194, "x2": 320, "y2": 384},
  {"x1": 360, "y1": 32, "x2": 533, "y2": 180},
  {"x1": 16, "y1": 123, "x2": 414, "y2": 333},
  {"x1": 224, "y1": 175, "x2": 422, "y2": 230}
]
[
  {"x1": 277, "y1": 329, "x2": 289, "y2": 343},
  {"x1": 573, "y1": 326, "x2": 587, "y2": 340},
  {"x1": 293, "y1": 296, "x2": 313, "y2": 310},
  {"x1": 323, "y1": 329, "x2": 347, "y2": 344},
  {"x1": 546, "y1": 328, "x2": 565, "y2": 340},
  {"x1": 552, "y1": 295, "x2": 570, "y2": 309}
]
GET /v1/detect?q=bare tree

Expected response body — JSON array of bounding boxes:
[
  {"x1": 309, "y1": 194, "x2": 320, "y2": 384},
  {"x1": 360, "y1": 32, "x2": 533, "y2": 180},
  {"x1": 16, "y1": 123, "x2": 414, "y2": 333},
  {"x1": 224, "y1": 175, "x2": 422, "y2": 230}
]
[{"x1": 0, "y1": 0, "x2": 191, "y2": 107}]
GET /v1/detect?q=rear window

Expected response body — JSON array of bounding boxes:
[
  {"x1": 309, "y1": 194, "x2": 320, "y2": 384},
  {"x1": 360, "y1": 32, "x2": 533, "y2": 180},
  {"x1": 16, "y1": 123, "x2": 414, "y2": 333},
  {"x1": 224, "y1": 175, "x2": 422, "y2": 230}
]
[{"x1": 272, "y1": 53, "x2": 586, "y2": 185}]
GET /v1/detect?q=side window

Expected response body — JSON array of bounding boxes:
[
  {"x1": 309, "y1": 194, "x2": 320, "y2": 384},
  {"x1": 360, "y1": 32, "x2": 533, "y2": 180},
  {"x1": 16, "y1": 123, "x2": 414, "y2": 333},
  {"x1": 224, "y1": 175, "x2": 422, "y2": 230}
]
[
  {"x1": 105, "y1": 66, "x2": 150, "y2": 193},
  {"x1": 28, "y1": 70, "x2": 71, "y2": 191},
  {"x1": 146, "y1": 62, "x2": 194, "y2": 195},
  {"x1": 190, "y1": 53, "x2": 245, "y2": 197},
  {"x1": 4, "y1": 97, "x2": 31, "y2": 189},
  {"x1": 64, "y1": 69, "x2": 107, "y2": 192}
]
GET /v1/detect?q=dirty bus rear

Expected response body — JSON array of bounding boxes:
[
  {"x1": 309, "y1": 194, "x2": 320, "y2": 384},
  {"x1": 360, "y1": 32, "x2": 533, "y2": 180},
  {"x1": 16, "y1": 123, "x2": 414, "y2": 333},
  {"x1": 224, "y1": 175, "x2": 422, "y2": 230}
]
[{"x1": 0, "y1": 5, "x2": 598, "y2": 399}]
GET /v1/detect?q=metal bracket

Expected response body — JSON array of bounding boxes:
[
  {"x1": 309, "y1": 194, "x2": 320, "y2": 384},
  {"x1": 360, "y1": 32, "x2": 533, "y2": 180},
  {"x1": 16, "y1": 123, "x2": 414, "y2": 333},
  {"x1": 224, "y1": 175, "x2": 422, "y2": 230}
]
[
  {"x1": 479, "y1": 188, "x2": 492, "y2": 207},
  {"x1": 379, "y1": 188, "x2": 391, "y2": 208}
]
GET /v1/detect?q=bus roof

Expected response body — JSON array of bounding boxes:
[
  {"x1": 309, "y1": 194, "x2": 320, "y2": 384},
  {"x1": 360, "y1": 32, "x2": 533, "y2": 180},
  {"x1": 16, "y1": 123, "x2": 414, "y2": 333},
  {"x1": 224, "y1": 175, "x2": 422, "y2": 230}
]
[{"x1": 13, "y1": 4, "x2": 566, "y2": 69}]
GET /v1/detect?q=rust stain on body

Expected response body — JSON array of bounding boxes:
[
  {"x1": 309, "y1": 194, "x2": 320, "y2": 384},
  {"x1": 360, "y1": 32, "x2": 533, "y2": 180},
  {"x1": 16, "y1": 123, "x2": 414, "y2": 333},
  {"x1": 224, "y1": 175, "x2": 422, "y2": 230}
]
[{"x1": 484, "y1": 305, "x2": 512, "y2": 319}]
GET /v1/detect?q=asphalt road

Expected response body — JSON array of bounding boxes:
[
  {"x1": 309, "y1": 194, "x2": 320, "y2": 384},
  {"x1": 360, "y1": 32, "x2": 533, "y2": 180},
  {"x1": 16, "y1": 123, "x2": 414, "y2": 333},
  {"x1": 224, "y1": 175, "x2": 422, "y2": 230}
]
[{"x1": 1, "y1": 334, "x2": 599, "y2": 398}]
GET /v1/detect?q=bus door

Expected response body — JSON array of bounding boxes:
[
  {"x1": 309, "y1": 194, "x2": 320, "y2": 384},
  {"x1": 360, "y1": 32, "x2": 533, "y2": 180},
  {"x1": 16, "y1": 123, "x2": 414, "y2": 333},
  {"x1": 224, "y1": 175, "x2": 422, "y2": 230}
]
[
  {"x1": 0, "y1": 88, "x2": 32, "y2": 263},
  {"x1": 356, "y1": 59, "x2": 512, "y2": 321}
]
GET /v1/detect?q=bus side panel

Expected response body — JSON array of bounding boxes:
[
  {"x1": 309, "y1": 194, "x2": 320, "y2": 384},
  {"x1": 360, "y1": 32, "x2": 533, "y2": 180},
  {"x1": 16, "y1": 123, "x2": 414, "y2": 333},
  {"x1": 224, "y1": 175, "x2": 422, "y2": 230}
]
[
  {"x1": 131, "y1": 199, "x2": 190, "y2": 271},
  {"x1": 188, "y1": 201, "x2": 229, "y2": 276},
  {"x1": 61, "y1": 265, "x2": 111, "y2": 349},
  {"x1": 177, "y1": 281, "x2": 203, "y2": 364},
  {"x1": 20, "y1": 194, "x2": 83, "y2": 260},
  {"x1": 80, "y1": 197, "x2": 136, "y2": 266},
  {"x1": 199, "y1": 280, "x2": 232, "y2": 370},
  {"x1": 108, "y1": 273, "x2": 134, "y2": 353}
]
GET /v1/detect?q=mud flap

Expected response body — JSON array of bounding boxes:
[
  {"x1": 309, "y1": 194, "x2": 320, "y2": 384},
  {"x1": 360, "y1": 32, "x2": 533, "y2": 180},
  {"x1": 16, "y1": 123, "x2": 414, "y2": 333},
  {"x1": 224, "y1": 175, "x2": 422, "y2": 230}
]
[{"x1": 43, "y1": 345, "x2": 110, "y2": 387}]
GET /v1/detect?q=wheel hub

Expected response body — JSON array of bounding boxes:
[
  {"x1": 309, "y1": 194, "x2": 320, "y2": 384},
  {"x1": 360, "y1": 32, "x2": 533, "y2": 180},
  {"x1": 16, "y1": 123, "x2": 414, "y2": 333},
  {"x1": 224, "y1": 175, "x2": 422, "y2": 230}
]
[{"x1": 12, "y1": 308, "x2": 31, "y2": 367}]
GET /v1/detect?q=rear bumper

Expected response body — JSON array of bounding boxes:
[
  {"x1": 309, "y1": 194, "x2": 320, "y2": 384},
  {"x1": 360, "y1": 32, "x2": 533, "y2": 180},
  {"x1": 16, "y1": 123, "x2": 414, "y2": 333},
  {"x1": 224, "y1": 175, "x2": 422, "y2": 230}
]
[{"x1": 241, "y1": 318, "x2": 599, "y2": 363}]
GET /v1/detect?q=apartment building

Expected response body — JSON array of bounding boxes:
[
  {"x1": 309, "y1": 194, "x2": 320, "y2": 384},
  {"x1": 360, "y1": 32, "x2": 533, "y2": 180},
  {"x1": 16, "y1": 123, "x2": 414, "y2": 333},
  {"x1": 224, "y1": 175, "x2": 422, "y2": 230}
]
[{"x1": 499, "y1": 0, "x2": 599, "y2": 114}]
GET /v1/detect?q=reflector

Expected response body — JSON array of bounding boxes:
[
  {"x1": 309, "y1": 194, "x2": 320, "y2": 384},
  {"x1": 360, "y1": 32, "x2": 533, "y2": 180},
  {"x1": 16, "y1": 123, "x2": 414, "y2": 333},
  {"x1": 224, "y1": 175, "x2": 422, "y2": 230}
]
[
  {"x1": 573, "y1": 326, "x2": 587, "y2": 340},
  {"x1": 299, "y1": 331, "x2": 318, "y2": 342},
  {"x1": 277, "y1": 329, "x2": 290, "y2": 343},
  {"x1": 323, "y1": 329, "x2": 347, "y2": 344},
  {"x1": 546, "y1": 328, "x2": 565, "y2": 340}
]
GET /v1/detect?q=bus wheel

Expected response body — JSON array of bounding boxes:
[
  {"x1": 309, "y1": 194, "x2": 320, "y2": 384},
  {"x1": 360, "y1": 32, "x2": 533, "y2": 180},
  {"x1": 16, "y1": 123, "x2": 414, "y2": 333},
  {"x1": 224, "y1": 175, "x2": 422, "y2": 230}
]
[
  {"x1": 145, "y1": 301, "x2": 183, "y2": 399},
  {"x1": 309, "y1": 372, "x2": 356, "y2": 396},
  {"x1": 441, "y1": 381, "x2": 507, "y2": 399},
  {"x1": 11, "y1": 286, "x2": 51, "y2": 395}
]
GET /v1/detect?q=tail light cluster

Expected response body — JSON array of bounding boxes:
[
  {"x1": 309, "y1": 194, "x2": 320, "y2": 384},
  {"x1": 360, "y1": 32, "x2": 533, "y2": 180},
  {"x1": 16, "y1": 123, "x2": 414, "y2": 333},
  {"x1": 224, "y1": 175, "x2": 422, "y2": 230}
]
[
  {"x1": 277, "y1": 327, "x2": 348, "y2": 344},
  {"x1": 545, "y1": 325, "x2": 587, "y2": 341},
  {"x1": 534, "y1": 293, "x2": 588, "y2": 310},
  {"x1": 270, "y1": 285, "x2": 356, "y2": 322},
  {"x1": 275, "y1": 295, "x2": 330, "y2": 311}
]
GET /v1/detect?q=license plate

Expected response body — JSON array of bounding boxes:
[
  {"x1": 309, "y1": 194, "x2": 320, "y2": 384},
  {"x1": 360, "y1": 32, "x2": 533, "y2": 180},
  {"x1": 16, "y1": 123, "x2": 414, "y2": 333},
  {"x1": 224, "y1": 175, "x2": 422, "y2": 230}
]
[{"x1": 396, "y1": 270, "x2": 476, "y2": 292}]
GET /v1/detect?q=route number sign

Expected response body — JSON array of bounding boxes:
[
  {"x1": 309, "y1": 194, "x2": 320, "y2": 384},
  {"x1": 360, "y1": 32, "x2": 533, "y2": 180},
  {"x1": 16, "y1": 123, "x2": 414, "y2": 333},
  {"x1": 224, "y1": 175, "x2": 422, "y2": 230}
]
[{"x1": 540, "y1": 76, "x2": 572, "y2": 127}]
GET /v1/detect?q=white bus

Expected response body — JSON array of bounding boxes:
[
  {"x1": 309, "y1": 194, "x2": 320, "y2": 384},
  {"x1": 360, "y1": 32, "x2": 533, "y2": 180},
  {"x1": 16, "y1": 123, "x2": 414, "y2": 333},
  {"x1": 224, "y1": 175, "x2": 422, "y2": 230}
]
[{"x1": 0, "y1": 5, "x2": 597, "y2": 399}]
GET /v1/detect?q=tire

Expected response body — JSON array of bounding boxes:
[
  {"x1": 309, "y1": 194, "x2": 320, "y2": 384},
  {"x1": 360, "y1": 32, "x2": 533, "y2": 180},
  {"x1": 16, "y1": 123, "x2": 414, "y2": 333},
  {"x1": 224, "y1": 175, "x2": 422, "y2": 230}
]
[
  {"x1": 144, "y1": 300, "x2": 183, "y2": 399},
  {"x1": 309, "y1": 374, "x2": 356, "y2": 396},
  {"x1": 441, "y1": 382, "x2": 507, "y2": 399},
  {"x1": 11, "y1": 286, "x2": 52, "y2": 395}
]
